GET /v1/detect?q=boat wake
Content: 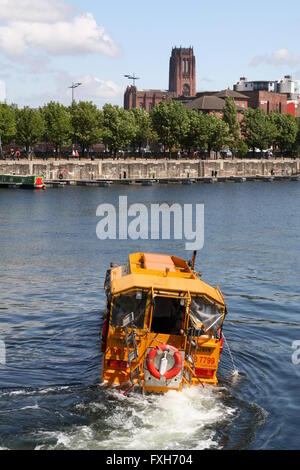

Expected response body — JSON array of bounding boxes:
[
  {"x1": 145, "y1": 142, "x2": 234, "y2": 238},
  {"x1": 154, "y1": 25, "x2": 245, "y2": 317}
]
[{"x1": 35, "y1": 385, "x2": 237, "y2": 450}]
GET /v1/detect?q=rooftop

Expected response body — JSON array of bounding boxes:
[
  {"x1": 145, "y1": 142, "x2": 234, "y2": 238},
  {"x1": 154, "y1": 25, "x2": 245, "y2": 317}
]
[
  {"x1": 215, "y1": 89, "x2": 249, "y2": 100},
  {"x1": 185, "y1": 95, "x2": 227, "y2": 111}
]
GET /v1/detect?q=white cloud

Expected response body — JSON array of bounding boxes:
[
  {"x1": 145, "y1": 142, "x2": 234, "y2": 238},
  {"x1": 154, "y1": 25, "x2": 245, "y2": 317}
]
[
  {"x1": 15, "y1": 72, "x2": 123, "y2": 107},
  {"x1": 77, "y1": 75, "x2": 123, "y2": 99},
  {"x1": 0, "y1": 0, "x2": 72, "y2": 23},
  {"x1": 0, "y1": 1, "x2": 123, "y2": 106},
  {"x1": 251, "y1": 48, "x2": 300, "y2": 67},
  {"x1": 0, "y1": 3, "x2": 121, "y2": 58}
]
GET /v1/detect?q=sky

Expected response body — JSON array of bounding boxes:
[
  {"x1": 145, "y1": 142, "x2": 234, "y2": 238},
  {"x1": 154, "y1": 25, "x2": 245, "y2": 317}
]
[{"x1": 0, "y1": 0, "x2": 299, "y2": 108}]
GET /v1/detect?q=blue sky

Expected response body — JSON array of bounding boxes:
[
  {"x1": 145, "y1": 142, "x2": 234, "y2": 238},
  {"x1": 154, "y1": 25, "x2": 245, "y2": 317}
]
[{"x1": 0, "y1": 0, "x2": 299, "y2": 107}]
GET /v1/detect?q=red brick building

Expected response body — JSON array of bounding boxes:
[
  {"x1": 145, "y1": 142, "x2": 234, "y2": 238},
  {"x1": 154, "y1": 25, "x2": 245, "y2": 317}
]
[
  {"x1": 177, "y1": 89, "x2": 248, "y2": 121},
  {"x1": 124, "y1": 47, "x2": 196, "y2": 112},
  {"x1": 242, "y1": 90, "x2": 287, "y2": 114},
  {"x1": 214, "y1": 89, "x2": 249, "y2": 110},
  {"x1": 124, "y1": 87, "x2": 176, "y2": 112},
  {"x1": 184, "y1": 95, "x2": 228, "y2": 117},
  {"x1": 183, "y1": 93, "x2": 246, "y2": 121}
]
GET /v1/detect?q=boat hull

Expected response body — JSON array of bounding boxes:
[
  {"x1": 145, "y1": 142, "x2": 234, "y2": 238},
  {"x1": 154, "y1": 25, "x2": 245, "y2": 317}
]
[{"x1": 0, "y1": 174, "x2": 45, "y2": 189}]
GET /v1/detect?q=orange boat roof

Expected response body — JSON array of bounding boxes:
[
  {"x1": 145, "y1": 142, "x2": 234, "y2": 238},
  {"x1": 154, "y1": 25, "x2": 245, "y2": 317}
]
[
  {"x1": 130, "y1": 253, "x2": 192, "y2": 276},
  {"x1": 109, "y1": 253, "x2": 226, "y2": 307},
  {"x1": 143, "y1": 254, "x2": 177, "y2": 272}
]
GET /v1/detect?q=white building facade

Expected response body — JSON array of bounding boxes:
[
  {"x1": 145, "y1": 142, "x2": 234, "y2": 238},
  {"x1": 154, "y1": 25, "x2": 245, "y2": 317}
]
[
  {"x1": 234, "y1": 77, "x2": 276, "y2": 93},
  {"x1": 234, "y1": 75, "x2": 299, "y2": 98}
]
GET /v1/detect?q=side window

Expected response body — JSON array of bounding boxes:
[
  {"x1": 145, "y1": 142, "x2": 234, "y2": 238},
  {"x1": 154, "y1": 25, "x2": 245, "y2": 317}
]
[
  {"x1": 111, "y1": 292, "x2": 147, "y2": 329},
  {"x1": 190, "y1": 297, "x2": 223, "y2": 334}
]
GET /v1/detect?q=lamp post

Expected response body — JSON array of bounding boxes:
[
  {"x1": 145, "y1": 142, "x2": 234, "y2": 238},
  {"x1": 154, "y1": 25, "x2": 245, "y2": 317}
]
[
  {"x1": 69, "y1": 82, "x2": 82, "y2": 103},
  {"x1": 69, "y1": 82, "x2": 82, "y2": 157}
]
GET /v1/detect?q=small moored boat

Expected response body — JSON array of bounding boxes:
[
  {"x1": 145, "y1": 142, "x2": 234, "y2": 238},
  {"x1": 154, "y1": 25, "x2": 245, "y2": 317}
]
[
  {"x1": 101, "y1": 252, "x2": 227, "y2": 394},
  {"x1": 0, "y1": 174, "x2": 45, "y2": 189}
]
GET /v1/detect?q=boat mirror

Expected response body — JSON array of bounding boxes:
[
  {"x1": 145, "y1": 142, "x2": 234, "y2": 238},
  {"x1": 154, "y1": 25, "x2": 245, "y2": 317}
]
[
  {"x1": 136, "y1": 291, "x2": 142, "y2": 300},
  {"x1": 122, "y1": 312, "x2": 134, "y2": 327}
]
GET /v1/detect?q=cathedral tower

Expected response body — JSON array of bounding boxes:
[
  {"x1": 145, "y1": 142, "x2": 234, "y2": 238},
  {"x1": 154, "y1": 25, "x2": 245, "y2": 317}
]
[{"x1": 169, "y1": 47, "x2": 196, "y2": 97}]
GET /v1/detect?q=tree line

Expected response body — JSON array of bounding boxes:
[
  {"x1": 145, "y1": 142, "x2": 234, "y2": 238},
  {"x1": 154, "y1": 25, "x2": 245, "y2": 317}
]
[{"x1": 0, "y1": 98, "x2": 300, "y2": 157}]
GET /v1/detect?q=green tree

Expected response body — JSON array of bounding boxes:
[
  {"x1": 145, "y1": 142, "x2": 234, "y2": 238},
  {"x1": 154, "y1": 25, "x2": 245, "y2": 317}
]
[
  {"x1": 102, "y1": 104, "x2": 136, "y2": 156},
  {"x1": 16, "y1": 107, "x2": 45, "y2": 155},
  {"x1": 0, "y1": 103, "x2": 16, "y2": 149},
  {"x1": 236, "y1": 139, "x2": 249, "y2": 158},
  {"x1": 293, "y1": 118, "x2": 300, "y2": 156},
  {"x1": 179, "y1": 109, "x2": 208, "y2": 155},
  {"x1": 70, "y1": 101, "x2": 102, "y2": 156},
  {"x1": 130, "y1": 108, "x2": 153, "y2": 154},
  {"x1": 223, "y1": 97, "x2": 240, "y2": 151},
  {"x1": 241, "y1": 108, "x2": 276, "y2": 155},
  {"x1": 205, "y1": 114, "x2": 231, "y2": 155},
  {"x1": 268, "y1": 111, "x2": 298, "y2": 154},
  {"x1": 150, "y1": 101, "x2": 190, "y2": 155},
  {"x1": 42, "y1": 102, "x2": 72, "y2": 157}
]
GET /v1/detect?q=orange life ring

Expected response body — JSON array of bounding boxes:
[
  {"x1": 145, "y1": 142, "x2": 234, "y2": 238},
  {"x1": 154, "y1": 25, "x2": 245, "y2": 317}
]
[{"x1": 146, "y1": 344, "x2": 183, "y2": 380}]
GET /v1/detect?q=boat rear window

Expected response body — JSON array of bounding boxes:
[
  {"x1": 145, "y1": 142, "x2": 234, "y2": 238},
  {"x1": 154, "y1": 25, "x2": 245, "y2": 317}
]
[
  {"x1": 151, "y1": 297, "x2": 185, "y2": 335},
  {"x1": 111, "y1": 292, "x2": 148, "y2": 329}
]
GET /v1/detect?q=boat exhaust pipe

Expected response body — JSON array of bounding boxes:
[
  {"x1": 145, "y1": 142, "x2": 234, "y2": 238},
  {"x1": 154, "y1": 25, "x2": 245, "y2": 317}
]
[{"x1": 191, "y1": 251, "x2": 197, "y2": 270}]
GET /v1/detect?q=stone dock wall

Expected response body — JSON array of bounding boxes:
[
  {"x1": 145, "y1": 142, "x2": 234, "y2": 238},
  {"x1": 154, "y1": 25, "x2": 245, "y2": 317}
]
[{"x1": 1, "y1": 158, "x2": 299, "y2": 181}]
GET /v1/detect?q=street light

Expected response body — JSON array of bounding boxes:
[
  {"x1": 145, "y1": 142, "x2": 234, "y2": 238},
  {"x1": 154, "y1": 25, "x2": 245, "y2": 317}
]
[
  {"x1": 69, "y1": 82, "x2": 82, "y2": 156},
  {"x1": 124, "y1": 73, "x2": 140, "y2": 87},
  {"x1": 69, "y1": 82, "x2": 82, "y2": 103}
]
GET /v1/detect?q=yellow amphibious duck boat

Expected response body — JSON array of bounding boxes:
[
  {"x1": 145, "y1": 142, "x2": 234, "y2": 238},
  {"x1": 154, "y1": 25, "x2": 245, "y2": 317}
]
[{"x1": 101, "y1": 252, "x2": 227, "y2": 394}]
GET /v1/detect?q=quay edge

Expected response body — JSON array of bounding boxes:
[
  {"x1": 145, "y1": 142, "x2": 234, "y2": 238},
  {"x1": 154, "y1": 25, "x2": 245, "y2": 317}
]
[{"x1": 0, "y1": 158, "x2": 299, "y2": 186}]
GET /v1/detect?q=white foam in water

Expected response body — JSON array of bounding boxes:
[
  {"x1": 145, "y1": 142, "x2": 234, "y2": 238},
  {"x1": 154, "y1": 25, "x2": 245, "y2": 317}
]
[
  {"x1": 1, "y1": 390, "x2": 30, "y2": 397},
  {"x1": 39, "y1": 386, "x2": 71, "y2": 395},
  {"x1": 75, "y1": 402, "x2": 106, "y2": 412},
  {"x1": 103, "y1": 386, "x2": 235, "y2": 450},
  {"x1": 0, "y1": 386, "x2": 71, "y2": 398},
  {"x1": 37, "y1": 426, "x2": 94, "y2": 450},
  {"x1": 36, "y1": 385, "x2": 236, "y2": 450},
  {"x1": 20, "y1": 404, "x2": 40, "y2": 411},
  {"x1": 230, "y1": 370, "x2": 242, "y2": 387}
]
